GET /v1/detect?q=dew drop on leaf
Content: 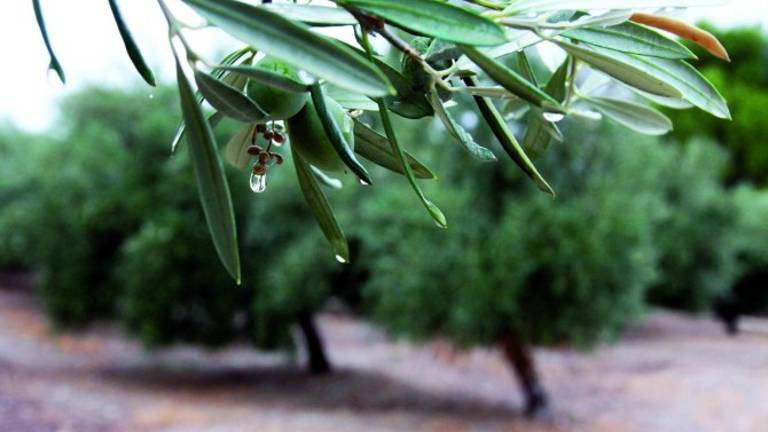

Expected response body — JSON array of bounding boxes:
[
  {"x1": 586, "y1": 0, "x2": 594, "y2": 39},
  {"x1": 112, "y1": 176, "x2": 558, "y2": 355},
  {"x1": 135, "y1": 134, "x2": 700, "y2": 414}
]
[{"x1": 335, "y1": 254, "x2": 348, "y2": 264}]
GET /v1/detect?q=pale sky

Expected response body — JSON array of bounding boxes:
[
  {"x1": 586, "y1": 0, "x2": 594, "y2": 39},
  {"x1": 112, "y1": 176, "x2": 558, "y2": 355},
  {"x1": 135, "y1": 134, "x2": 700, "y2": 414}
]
[{"x1": 0, "y1": 1, "x2": 764, "y2": 132}]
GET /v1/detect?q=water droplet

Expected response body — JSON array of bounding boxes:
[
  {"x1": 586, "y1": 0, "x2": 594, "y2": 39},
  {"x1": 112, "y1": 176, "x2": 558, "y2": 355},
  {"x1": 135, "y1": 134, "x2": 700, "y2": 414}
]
[
  {"x1": 250, "y1": 172, "x2": 267, "y2": 193},
  {"x1": 542, "y1": 112, "x2": 565, "y2": 123},
  {"x1": 335, "y1": 254, "x2": 347, "y2": 264},
  {"x1": 358, "y1": 179, "x2": 371, "y2": 186},
  {"x1": 148, "y1": 94, "x2": 155, "y2": 100}
]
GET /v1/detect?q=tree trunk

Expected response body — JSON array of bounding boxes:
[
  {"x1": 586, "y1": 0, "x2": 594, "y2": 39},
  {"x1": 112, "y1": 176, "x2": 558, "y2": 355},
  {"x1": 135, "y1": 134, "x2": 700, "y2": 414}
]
[
  {"x1": 715, "y1": 299, "x2": 741, "y2": 335},
  {"x1": 500, "y1": 331, "x2": 550, "y2": 418},
  {"x1": 297, "y1": 312, "x2": 332, "y2": 375}
]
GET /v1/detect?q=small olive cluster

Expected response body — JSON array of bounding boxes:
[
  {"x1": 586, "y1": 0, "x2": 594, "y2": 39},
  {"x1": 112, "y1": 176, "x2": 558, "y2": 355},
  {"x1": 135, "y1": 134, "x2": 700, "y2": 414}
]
[{"x1": 247, "y1": 123, "x2": 284, "y2": 177}]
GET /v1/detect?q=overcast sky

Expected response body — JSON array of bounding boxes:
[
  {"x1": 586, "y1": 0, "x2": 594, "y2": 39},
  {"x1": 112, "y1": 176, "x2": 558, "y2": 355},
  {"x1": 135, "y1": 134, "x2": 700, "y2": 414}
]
[{"x1": 0, "y1": 1, "x2": 764, "y2": 132}]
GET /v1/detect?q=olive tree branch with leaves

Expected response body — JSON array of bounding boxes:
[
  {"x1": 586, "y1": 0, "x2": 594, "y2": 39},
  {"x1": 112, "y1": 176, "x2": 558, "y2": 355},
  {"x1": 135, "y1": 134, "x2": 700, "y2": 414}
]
[{"x1": 31, "y1": 0, "x2": 731, "y2": 283}]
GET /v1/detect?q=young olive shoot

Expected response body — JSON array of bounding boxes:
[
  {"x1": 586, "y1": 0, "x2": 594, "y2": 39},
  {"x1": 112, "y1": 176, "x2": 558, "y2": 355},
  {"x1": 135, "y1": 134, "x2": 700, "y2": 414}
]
[{"x1": 31, "y1": 0, "x2": 733, "y2": 280}]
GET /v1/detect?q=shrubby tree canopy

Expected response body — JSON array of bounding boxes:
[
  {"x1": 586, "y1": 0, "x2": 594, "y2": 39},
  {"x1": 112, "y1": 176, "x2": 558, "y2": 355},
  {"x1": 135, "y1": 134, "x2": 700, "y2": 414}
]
[{"x1": 31, "y1": 0, "x2": 731, "y2": 280}]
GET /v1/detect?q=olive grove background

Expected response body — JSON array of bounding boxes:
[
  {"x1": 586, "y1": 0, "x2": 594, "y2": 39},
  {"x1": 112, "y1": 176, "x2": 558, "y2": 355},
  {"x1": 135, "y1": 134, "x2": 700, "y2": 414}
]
[{"x1": 0, "y1": 3, "x2": 767, "y2": 430}]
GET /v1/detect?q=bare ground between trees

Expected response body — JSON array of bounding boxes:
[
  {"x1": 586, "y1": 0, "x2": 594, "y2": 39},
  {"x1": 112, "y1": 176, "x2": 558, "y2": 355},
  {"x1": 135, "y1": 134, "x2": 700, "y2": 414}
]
[{"x1": 0, "y1": 276, "x2": 767, "y2": 432}]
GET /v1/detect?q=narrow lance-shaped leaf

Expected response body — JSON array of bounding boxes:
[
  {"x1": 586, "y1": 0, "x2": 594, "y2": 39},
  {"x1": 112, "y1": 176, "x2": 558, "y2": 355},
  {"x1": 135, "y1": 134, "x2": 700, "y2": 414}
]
[
  {"x1": 175, "y1": 58, "x2": 241, "y2": 283},
  {"x1": 183, "y1": 0, "x2": 392, "y2": 96},
  {"x1": 194, "y1": 68, "x2": 266, "y2": 122},
  {"x1": 32, "y1": 0, "x2": 65, "y2": 83},
  {"x1": 507, "y1": 0, "x2": 724, "y2": 14},
  {"x1": 361, "y1": 29, "x2": 446, "y2": 228},
  {"x1": 214, "y1": 65, "x2": 309, "y2": 93},
  {"x1": 292, "y1": 148, "x2": 350, "y2": 262},
  {"x1": 172, "y1": 48, "x2": 252, "y2": 153},
  {"x1": 588, "y1": 45, "x2": 730, "y2": 119},
  {"x1": 337, "y1": 0, "x2": 508, "y2": 46},
  {"x1": 354, "y1": 120, "x2": 436, "y2": 180},
  {"x1": 310, "y1": 166, "x2": 343, "y2": 190},
  {"x1": 224, "y1": 123, "x2": 255, "y2": 170},
  {"x1": 555, "y1": 39, "x2": 682, "y2": 98},
  {"x1": 262, "y1": 3, "x2": 357, "y2": 27},
  {"x1": 584, "y1": 96, "x2": 673, "y2": 135},
  {"x1": 562, "y1": 21, "x2": 696, "y2": 60},
  {"x1": 463, "y1": 76, "x2": 554, "y2": 196},
  {"x1": 522, "y1": 60, "x2": 568, "y2": 159},
  {"x1": 309, "y1": 83, "x2": 372, "y2": 185},
  {"x1": 326, "y1": 85, "x2": 379, "y2": 111},
  {"x1": 376, "y1": 97, "x2": 447, "y2": 228},
  {"x1": 429, "y1": 91, "x2": 497, "y2": 162},
  {"x1": 460, "y1": 46, "x2": 566, "y2": 113},
  {"x1": 108, "y1": 0, "x2": 156, "y2": 86}
]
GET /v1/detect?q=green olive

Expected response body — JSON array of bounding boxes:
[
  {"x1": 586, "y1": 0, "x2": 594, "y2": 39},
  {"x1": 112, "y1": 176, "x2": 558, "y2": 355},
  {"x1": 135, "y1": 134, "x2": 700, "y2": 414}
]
[
  {"x1": 287, "y1": 97, "x2": 354, "y2": 173},
  {"x1": 246, "y1": 57, "x2": 308, "y2": 120}
]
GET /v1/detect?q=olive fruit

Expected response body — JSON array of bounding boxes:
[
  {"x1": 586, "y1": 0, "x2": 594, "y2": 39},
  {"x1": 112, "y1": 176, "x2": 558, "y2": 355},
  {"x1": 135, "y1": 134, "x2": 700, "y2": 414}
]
[
  {"x1": 246, "y1": 57, "x2": 308, "y2": 120},
  {"x1": 287, "y1": 97, "x2": 354, "y2": 173}
]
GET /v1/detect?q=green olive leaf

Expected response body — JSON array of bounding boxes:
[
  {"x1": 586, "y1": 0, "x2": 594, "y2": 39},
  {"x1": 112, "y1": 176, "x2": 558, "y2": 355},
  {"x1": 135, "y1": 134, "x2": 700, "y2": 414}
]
[
  {"x1": 214, "y1": 64, "x2": 310, "y2": 93},
  {"x1": 183, "y1": 0, "x2": 392, "y2": 96},
  {"x1": 32, "y1": 0, "x2": 65, "y2": 84},
  {"x1": 521, "y1": 60, "x2": 568, "y2": 159},
  {"x1": 310, "y1": 166, "x2": 344, "y2": 190},
  {"x1": 460, "y1": 46, "x2": 566, "y2": 113},
  {"x1": 108, "y1": 0, "x2": 156, "y2": 86},
  {"x1": 175, "y1": 57, "x2": 241, "y2": 283},
  {"x1": 194, "y1": 68, "x2": 267, "y2": 123},
  {"x1": 508, "y1": 0, "x2": 723, "y2": 14},
  {"x1": 562, "y1": 21, "x2": 696, "y2": 60},
  {"x1": 262, "y1": 3, "x2": 357, "y2": 27},
  {"x1": 377, "y1": 102, "x2": 446, "y2": 227},
  {"x1": 338, "y1": 0, "x2": 507, "y2": 46},
  {"x1": 584, "y1": 96, "x2": 673, "y2": 135},
  {"x1": 353, "y1": 120, "x2": 436, "y2": 180},
  {"x1": 522, "y1": 109, "x2": 563, "y2": 160},
  {"x1": 429, "y1": 92, "x2": 497, "y2": 162},
  {"x1": 292, "y1": 148, "x2": 350, "y2": 263},
  {"x1": 326, "y1": 85, "x2": 379, "y2": 111},
  {"x1": 172, "y1": 48, "x2": 252, "y2": 154},
  {"x1": 309, "y1": 83, "x2": 372, "y2": 185},
  {"x1": 462, "y1": 76, "x2": 554, "y2": 196},
  {"x1": 224, "y1": 123, "x2": 255, "y2": 170},
  {"x1": 588, "y1": 45, "x2": 730, "y2": 119},
  {"x1": 555, "y1": 39, "x2": 682, "y2": 98}
]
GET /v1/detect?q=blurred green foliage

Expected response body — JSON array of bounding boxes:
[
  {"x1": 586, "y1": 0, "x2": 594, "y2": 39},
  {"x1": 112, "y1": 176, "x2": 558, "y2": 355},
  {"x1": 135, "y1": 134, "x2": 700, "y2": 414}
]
[
  {"x1": 665, "y1": 25, "x2": 768, "y2": 185},
  {"x1": 647, "y1": 140, "x2": 740, "y2": 312}
]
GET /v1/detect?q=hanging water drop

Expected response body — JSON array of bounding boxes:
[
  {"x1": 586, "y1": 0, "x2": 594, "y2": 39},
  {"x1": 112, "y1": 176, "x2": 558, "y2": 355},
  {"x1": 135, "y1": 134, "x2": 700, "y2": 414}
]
[
  {"x1": 250, "y1": 172, "x2": 267, "y2": 193},
  {"x1": 358, "y1": 178, "x2": 371, "y2": 186},
  {"x1": 335, "y1": 254, "x2": 348, "y2": 264},
  {"x1": 542, "y1": 112, "x2": 565, "y2": 123}
]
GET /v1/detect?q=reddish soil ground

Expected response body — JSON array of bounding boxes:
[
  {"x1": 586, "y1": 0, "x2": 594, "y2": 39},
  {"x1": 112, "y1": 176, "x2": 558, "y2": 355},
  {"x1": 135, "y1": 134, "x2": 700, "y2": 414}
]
[{"x1": 0, "y1": 275, "x2": 767, "y2": 432}]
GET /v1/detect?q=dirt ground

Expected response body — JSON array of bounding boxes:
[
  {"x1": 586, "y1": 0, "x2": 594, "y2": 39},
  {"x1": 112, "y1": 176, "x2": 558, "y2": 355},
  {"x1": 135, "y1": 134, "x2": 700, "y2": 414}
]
[{"x1": 1, "y1": 276, "x2": 767, "y2": 432}]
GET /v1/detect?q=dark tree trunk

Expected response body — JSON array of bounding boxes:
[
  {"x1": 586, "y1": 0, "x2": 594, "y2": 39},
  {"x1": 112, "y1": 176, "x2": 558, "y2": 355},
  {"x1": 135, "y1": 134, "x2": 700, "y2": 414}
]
[
  {"x1": 500, "y1": 331, "x2": 550, "y2": 418},
  {"x1": 298, "y1": 312, "x2": 332, "y2": 375},
  {"x1": 715, "y1": 299, "x2": 741, "y2": 335}
]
